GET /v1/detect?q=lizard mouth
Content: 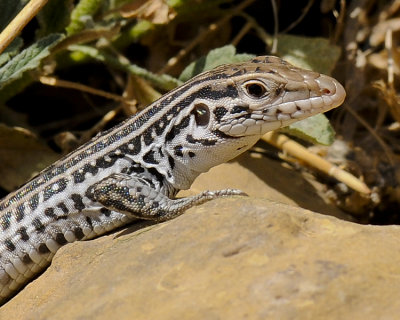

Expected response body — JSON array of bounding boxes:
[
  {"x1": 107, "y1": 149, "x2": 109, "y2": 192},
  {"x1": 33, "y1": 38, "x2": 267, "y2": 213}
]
[{"x1": 217, "y1": 74, "x2": 346, "y2": 137}]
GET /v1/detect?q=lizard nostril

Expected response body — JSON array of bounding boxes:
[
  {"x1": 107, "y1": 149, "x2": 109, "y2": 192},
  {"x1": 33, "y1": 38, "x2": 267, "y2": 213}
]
[{"x1": 321, "y1": 88, "x2": 331, "y2": 95}]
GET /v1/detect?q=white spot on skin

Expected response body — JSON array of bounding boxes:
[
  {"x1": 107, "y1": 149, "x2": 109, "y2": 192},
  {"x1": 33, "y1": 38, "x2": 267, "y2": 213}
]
[
  {"x1": 82, "y1": 227, "x2": 92, "y2": 236},
  {"x1": 45, "y1": 239, "x2": 60, "y2": 253},
  {"x1": 4, "y1": 263, "x2": 19, "y2": 279},
  {"x1": 262, "y1": 115, "x2": 277, "y2": 122},
  {"x1": 295, "y1": 99, "x2": 312, "y2": 111},
  {"x1": 251, "y1": 113, "x2": 263, "y2": 120},
  {"x1": 278, "y1": 102, "x2": 297, "y2": 114},
  {"x1": 264, "y1": 108, "x2": 277, "y2": 116},
  {"x1": 28, "y1": 249, "x2": 42, "y2": 264},
  {"x1": 243, "y1": 119, "x2": 256, "y2": 127},
  {"x1": 103, "y1": 222, "x2": 114, "y2": 232},
  {"x1": 218, "y1": 124, "x2": 232, "y2": 132},
  {"x1": 229, "y1": 124, "x2": 246, "y2": 135},
  {"x1": 322, "y1": 96, "x2": 332, "y2": 106},
  {"x1": 310, "y1": 97, "x2": 323, "y2": 108},
  {"x1": 121, "y1": 215, "x2": 130, "y2": 223},
  {"x1": 93, "y1": 225, "x2": 104, "y2": 235},
  {"x1": 277, "y1": 113, "x2": 291, "y2": 121},
  {"x1": 291, "y1": 110, "x2": 307, "y2": 118},
  {"x1": 64, "y1": 230, "x2": 76, "y2": 242},
  {"x1": 11, "y1": 257, "x2": 28, "y2": 274}
]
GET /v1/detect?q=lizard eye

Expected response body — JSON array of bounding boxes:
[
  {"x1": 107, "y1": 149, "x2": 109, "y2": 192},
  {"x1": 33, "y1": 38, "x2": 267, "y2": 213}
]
[
  {"x1": 193, "y1": 103, "x2": 210, "y2": 126},
  {"x1": 244, "y1": 81, "x2": 267, "y2": 98}
]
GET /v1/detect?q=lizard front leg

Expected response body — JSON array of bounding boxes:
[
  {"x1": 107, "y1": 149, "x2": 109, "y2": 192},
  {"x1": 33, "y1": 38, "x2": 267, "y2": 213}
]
[{"x1": 86, "y1": 173, "x2": 246, "y2": 222}]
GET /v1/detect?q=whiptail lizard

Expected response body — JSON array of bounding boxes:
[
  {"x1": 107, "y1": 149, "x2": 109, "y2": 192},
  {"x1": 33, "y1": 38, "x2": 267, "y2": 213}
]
[{"x1": 0, "y1": 56, "x2": 345, "y2": 304}]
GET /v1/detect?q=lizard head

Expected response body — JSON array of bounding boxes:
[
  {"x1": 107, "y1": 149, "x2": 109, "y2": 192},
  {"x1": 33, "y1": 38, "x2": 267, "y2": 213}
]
[
  {"x1": 190, "y1": 55, "x2": 346, "y2": 137},
  {"x1": 159, "y1": 56, "x2": 345, "y2": 187}
]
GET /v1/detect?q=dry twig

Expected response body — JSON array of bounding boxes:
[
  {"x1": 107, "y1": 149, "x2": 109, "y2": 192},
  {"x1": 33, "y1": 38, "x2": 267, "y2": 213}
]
[
  {"x1": 39, "y1": 76, "x2": 137, "y2": 107},
  {"x1": 0, "y1": 0, "x2": 49, "y2": 54},
  {"x1": 263, "y1": 132, "x2": 371, "y2": 194}
]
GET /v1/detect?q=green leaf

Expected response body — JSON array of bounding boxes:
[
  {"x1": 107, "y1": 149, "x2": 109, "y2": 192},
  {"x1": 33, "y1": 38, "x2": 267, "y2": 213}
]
[
  {"x1": 36, "y1": 0, "x2": 73, "y2": 38},
  {"x1": 127, "y1": 20, "x2": 154, "y2": 40},
  {"x1": 281, "y1": 114, "x2": 336, "y2": 146},
  {"x1": 0, "y1": 33, "x2": 63, "y2": 90},
  {"x1": 66, "y1": 0, "x2": 104, "y2": 35},
  {"x1": 273, "y1": 34, "x2": 341, "y2": 75},
  {"x1": 0, "y1": 0, "x2": 27, "y2": 31},
  {"x1": 0, "y1": 37, "x2": 23, "y2": 67},
  {"x1": 179, "y1": 45, "x2": 254, "y2": 81}
]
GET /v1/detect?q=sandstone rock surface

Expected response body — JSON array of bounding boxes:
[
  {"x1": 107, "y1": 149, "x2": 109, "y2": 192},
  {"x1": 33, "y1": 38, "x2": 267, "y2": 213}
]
[
  {"x1": 1, "y1": 196, "x2": 400, "y2": 320},
  {"x1": 1, "y1": 156, "x2": 398, "y2": 319}
]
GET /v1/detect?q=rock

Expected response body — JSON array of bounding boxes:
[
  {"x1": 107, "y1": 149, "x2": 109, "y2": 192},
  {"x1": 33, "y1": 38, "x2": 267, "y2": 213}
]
[
  {"x1": 2, "y1": 196, "x2": 400, "y2": 320},
  {"x1": 180, "y1": 152, "x2": 350, "y2": 220}
]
